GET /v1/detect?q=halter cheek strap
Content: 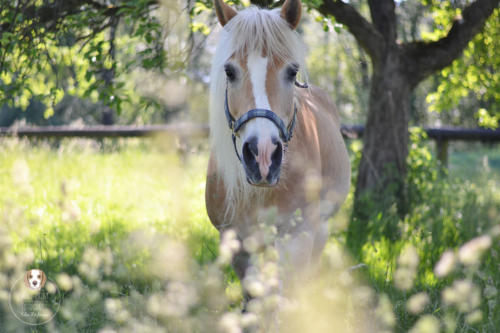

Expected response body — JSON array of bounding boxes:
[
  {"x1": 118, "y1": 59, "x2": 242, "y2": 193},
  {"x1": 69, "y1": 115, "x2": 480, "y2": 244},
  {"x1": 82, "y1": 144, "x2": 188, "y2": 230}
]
[{"x1": 225, "y1": 80, "x2": 308, "y2": 162}]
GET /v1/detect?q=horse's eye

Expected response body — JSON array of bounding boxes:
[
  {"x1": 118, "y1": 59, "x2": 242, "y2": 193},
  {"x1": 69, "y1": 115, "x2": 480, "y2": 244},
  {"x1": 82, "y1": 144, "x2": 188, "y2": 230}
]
[
  {"x1": 224, "y1": 64, "x2": 237, "y2": 82},
  {"x1": 286, "y1": 64, "x2": 299, "y2": 82}
]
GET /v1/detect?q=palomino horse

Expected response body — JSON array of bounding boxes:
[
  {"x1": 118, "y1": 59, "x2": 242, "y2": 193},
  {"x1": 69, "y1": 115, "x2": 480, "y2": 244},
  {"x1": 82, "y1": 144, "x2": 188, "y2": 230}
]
[{"x1": 206, "y1": 0, "x2": 350, "y2": 291}]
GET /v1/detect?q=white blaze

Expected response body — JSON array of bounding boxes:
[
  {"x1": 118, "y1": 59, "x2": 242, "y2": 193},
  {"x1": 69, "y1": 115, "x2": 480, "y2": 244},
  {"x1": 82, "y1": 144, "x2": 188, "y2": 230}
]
[
  {"x1": 247, "y1": 53, "x2": 271, "y2": 109},
  {"x1": 244, "y1": 53, "x2": 279, "y2": 142}
]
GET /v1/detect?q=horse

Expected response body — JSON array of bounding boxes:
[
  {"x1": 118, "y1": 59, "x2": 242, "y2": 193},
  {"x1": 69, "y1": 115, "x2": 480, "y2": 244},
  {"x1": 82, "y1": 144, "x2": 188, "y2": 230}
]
[{"x1": 205, "y1": 0, "x2": 351, "y2": 295}]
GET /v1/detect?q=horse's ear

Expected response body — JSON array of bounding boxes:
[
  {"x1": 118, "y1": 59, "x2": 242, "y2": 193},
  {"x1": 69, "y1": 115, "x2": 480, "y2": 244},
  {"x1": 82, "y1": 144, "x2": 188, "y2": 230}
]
[
  {"x1": 281, "y1": 0, "x2": 302, "y2": 30},
  {"x1": 214, "y1": 0, "x2": 237, "y2": 27}
]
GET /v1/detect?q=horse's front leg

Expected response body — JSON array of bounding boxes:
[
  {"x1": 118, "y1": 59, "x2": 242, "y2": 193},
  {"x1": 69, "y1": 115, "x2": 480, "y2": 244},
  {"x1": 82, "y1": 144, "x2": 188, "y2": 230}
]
[
  {"x1": 229, "y1": 244, "x2": 258, "y2": 312},
  {"x1": 275, "y1": 206, "x2": 323, "y2": 286},
  {"x1": 276, "y1": 229, "x2": 314, "y2": 274}
]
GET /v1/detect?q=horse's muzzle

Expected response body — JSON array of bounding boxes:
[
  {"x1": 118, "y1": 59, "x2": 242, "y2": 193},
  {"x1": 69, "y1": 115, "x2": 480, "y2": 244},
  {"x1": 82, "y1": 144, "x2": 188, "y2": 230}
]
[{"x1": 242, "y1": 135, "x2": 282, "y2": 186}]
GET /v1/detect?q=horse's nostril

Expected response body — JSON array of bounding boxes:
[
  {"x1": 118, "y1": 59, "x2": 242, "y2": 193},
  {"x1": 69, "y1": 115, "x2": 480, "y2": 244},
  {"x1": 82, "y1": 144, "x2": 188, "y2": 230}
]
[
  {"x1": 271, "y1": 141, "x2": 283, "y2": 167},
  {"x1": 242, "y1": 136, "x2": 258, "y2": 164},
  {"x1": 242, "y1": 143, "x2": 252, "y2": 164}
]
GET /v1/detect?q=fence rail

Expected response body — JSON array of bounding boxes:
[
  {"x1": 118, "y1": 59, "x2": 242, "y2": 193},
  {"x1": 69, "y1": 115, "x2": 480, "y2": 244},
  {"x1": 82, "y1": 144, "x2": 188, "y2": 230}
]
[
  {"x1": 0, "y1": 124, "x2": 210, "y2": 138},
  {"x1": 340, "y1": 125, "x2": 500, "y2": 166},
  {"x1": 339, "y1": 125, "x2": 500, "y2": 142},
  {"x1": 2, "y1": 124, "x2": 500, "y2": 165}
]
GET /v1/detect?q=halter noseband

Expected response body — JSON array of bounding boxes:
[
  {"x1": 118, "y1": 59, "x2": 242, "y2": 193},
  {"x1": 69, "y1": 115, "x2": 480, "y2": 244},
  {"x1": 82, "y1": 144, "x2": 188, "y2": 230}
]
[{"x1": 225, "y1": 80, "x2": 309, "y2": 162}]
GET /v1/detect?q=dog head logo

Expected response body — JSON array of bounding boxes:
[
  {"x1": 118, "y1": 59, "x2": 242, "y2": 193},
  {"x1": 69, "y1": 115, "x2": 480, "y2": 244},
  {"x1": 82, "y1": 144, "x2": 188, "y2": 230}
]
[{"x1": 24, "y1": 269, "x2": 47, "y2": 290}]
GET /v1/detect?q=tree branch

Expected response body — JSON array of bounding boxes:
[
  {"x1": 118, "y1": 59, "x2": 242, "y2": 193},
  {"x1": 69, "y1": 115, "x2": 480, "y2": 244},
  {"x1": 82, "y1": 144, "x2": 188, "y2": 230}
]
[
  {"x1": 250, "y1": 0, "x2": 276, "y2": 8},
  {"x1": 403, "y1": 0, "x2": 499, "y2": 85},
  {"x1": 17, "y1": 0, "x2": 157, "y2": 34},
  {"x1": 316, "y1": 0, "x2": 384, "y2": 64}
]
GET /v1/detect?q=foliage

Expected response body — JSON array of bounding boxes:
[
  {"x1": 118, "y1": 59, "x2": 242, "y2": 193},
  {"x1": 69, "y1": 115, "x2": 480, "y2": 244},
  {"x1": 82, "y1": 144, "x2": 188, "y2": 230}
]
[
  {"x1": 348, "y1": 127, "x2": 500, "y2": 250},
  {"x1": 0, "y1": 0, "x2": 188, "y2": 119},
  {"x1": 424, "y1": 8, "x2": 500, "y2": 128}
]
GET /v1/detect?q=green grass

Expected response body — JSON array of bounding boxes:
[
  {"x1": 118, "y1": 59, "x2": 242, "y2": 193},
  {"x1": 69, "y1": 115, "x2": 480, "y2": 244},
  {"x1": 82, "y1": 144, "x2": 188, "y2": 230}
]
[
  {"x1": 1, "y1": 138, "x2": 218, "y2": 266},
  {"x1": 1, "y1": 137, "x2": 499, "y2": 332},
  {"x1": 349, "y1": 139, "x2": 500, "y2": 332},
  {"x1": 449, "y1": 142, "x2": 500, "y2": 178}
]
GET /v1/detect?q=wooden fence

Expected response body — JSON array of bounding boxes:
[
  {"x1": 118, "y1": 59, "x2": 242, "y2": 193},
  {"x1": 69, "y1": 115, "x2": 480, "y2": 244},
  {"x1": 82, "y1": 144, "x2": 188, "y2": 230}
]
[
  {"x1": 2, "y1": 124, "x2": 500, "y2": 165},
  {"x1": 341, "y1": 125, "x2": 500, "y2": 166},
  {"x1": 0, "y1": 124, "x2": 210, "y2": 139}
]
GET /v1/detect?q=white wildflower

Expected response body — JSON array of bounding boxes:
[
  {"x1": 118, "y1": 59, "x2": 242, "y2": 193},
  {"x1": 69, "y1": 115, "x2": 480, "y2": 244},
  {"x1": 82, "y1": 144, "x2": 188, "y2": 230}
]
[
  {"x1": 406, "y1": 292, "x2": 429, "y2": 315},
  {"x1": 409, "y1": 315, "x2": 440, "y2": 333},
  {"x1": 434, "y1": 250, "x2": 456, "y2": 278},
  {"x1": 219, "y1": 312, "x2": 242, "y2": 333},
  {"x1": 458, "y1": 235, "x2": 492, "y2": 266}
]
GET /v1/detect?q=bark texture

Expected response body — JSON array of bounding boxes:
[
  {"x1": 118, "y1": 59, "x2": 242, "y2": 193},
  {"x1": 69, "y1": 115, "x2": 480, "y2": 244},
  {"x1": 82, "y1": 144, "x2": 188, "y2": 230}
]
[{"x1": 356, "y1": 49, "x2": 411, "y2": 211}]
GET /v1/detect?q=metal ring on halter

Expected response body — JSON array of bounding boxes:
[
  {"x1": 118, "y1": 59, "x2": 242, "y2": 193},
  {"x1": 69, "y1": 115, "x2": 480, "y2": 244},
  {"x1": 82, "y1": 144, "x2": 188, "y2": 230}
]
[{"x1": 225, "y1": 80, "x2": 308, "y2": 162}]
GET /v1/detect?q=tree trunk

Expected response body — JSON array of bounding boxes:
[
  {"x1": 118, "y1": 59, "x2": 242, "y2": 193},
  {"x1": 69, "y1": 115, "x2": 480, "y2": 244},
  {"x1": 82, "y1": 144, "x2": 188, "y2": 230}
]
[
  {"x1": 348, "y1": 46, "x2": 411, "y2": 251},
  {"x1": 355, "y1": 47, "x2": 411, "y2": 211}
]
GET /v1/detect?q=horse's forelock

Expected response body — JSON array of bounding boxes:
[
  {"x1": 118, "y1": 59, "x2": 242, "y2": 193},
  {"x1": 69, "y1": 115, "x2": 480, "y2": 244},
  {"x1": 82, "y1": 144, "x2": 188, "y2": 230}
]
[{"x1": 225, "y1": 7, "x2": 305, "y2": 68}]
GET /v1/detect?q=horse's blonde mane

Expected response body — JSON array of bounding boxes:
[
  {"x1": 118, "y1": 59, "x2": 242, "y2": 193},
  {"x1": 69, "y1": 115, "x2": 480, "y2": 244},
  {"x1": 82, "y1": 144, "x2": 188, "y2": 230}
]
[{"x1": 209, "y1": 6, "x2": 307, "y2": 221}]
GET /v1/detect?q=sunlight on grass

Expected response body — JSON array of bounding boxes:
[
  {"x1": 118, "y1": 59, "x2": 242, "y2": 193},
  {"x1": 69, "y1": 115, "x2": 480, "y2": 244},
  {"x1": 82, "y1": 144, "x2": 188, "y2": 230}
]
[{"x1": 0, "y1": 137, "x2": 218, "y2": 270}]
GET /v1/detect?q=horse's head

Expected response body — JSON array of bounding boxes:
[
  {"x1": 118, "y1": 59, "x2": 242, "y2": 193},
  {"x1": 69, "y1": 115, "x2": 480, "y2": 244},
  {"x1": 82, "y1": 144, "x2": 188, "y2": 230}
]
[{"x1": 214, "y1": 0, "x2": 304, "y2": 187}]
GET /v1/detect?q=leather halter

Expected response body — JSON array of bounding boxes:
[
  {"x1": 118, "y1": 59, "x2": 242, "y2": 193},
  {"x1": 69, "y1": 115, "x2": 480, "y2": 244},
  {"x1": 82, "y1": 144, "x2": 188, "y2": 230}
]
[{"x1": 225, "y1": 80, "x2": 309, "y2": 162}]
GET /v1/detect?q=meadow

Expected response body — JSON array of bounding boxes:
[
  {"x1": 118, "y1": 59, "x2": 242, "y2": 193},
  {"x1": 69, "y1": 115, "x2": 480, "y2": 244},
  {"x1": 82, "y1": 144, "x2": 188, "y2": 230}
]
[{"x1": 0, "y1": 135, "x2": 499, "y2": 332}]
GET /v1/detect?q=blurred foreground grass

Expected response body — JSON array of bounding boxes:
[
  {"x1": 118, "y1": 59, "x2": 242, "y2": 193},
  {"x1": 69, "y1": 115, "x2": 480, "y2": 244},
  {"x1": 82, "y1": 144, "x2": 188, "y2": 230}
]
[{"x1": 1, "y1": 137, "x2": 499, "y2": 332}]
